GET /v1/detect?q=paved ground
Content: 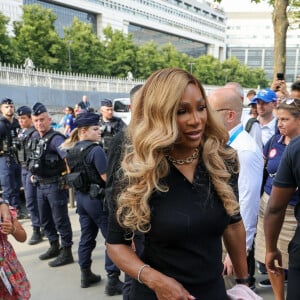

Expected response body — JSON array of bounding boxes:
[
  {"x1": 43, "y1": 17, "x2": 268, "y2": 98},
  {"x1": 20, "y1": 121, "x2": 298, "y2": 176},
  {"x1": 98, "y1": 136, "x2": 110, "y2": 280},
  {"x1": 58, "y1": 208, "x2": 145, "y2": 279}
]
[{"x1": 11, "y1": 207, "x2": 282, "y2": 300}]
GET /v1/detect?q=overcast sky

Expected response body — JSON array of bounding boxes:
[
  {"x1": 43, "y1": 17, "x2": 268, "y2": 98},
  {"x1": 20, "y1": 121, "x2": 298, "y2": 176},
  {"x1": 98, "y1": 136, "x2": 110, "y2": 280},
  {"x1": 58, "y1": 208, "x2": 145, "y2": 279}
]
[{"x1": 212, "y1": 0, "x2": 272, "y2": 12}]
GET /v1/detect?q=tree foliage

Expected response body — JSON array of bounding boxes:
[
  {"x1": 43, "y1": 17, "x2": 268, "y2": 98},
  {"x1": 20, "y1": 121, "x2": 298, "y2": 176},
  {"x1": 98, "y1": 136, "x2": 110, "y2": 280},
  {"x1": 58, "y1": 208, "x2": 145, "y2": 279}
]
[
  {"x1": 63, "y1": 17, "x2": 106, "y2": 74},
  {"x1": 135, "y1": 42, "x2": 190, "y2": 78},
  {"x1": 13, "y1": 4, "x2": 64, "y2": 70},
  {"x1": 0, "y1": 12, "x2": 15, "y2": 64},
  {"x1": 135, "y1": 41, "x2": 166, "y2": 78},
  {"x1": 102, "y1": 26, "x2": 137, "y2": 77},
  {"x1": 0, "y1": 3, "x2": 270, "y2": 87},
  {"x1": 194, "y1": 56, "x2": 268, "y2": 87}
]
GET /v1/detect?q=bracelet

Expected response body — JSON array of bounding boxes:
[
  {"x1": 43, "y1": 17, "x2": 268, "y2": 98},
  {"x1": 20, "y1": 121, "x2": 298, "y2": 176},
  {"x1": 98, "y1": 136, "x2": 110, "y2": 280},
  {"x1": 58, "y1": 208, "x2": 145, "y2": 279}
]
[
  {"x1": 137, "y1": 264, "x2": 150, "y2": 284},
  {"x1": 235, "y1": 277, "x2": 249, "y2": 284},
  {"x1": 0, "y1": 199, "x2": 9, "y2": 205}
]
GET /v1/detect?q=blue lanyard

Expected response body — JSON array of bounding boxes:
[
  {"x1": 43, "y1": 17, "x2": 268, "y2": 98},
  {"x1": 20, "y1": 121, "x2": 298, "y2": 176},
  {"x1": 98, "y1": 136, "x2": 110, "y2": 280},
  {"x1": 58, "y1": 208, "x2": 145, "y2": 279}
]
[{"x1": 227, "y1": 124, "x2": 243, "y2": 145}]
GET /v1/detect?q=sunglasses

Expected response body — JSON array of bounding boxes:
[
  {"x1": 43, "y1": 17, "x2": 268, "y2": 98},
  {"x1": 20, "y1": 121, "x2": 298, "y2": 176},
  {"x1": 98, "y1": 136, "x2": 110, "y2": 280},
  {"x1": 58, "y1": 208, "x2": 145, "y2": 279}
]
[{"x1": 282, "y1": 98, "x2": 300, "y2": 111}]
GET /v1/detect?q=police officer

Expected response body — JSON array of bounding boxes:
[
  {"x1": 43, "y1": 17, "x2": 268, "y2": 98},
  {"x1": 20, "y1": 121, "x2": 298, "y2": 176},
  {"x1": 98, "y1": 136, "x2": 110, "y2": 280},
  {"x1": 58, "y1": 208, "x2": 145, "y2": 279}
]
[
  {"x1": 0, "y1": 98, "x2": 22, "y2": 214},
  {"x1": 16, "y1": 106, "x2": 43, "y2": 245},
  {"x1": 61, "y1": 112, "x2": 123, "y2": 295},
  {"x1": 28, "y1": 102, "x2": 73, "y2": 267},
  {"x1": 99, "y1": 98, "x2": 126, "y2": 154}
]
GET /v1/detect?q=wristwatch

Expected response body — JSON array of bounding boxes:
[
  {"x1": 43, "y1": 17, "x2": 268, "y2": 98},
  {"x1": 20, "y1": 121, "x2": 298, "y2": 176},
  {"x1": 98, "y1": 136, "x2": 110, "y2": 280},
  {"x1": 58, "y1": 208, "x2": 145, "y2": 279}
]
[
  {"x1": 235, "y1": 277, "x2": 249, "y2": 284},
  {"x1": 0, "y1": 199, "x2": 9, "y2": 205}
]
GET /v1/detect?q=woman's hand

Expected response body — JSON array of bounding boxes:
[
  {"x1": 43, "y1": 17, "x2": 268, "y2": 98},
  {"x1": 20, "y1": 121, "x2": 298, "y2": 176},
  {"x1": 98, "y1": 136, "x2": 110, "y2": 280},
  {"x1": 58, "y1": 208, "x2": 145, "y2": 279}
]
[
  {"x1": 106, "y1": 243, "x2": 195, "y2": 300},
  {"x1": 223, "y1": 253, "x2": 235, "y2": 276},
  {"x1": 265, "y1": 248, "x2": 283, "y2": 276},
  {"x1": 140, "y1": 264, "x2": 195, "y2": 299},
  {"x1": 151, "y1": 274, "x2": 195, "y2": 300}
]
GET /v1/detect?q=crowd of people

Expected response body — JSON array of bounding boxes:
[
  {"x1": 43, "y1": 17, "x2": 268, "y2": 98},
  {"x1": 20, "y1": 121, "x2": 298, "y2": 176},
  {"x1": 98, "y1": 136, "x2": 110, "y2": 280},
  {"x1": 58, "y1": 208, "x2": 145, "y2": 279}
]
[
  {"x1": 0, "y1": 95, "x2": 126, "y2": 297},
  {"x1": 0, "y1": 68, "x2": 300, "y2": 299}
]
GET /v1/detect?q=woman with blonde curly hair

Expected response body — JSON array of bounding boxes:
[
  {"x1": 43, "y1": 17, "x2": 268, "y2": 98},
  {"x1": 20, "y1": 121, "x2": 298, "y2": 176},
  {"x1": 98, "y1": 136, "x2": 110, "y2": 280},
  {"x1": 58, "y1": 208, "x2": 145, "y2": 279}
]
[{"x1": 106, "y1": 68, "x2": 248, "y2": 299}]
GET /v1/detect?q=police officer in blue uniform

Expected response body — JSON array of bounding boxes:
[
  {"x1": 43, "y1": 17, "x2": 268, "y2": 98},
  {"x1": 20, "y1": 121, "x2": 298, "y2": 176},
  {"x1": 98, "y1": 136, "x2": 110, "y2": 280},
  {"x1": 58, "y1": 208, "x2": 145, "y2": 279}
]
[
  {"x1": 99, "y1": 99, "x2": 126, "y2": 154},
  {"x1": 16, "y1": 105, "x2": 43, "y2": 245},
  {"x1": 62, "y1": 112, "x2": 123, "y2": 295},
  {"x1": 28, "y1": 102, "x2": 73, "y2": 267},
  {"x1": 0, "y1": 98, "x2": 22, "y2": 214}
]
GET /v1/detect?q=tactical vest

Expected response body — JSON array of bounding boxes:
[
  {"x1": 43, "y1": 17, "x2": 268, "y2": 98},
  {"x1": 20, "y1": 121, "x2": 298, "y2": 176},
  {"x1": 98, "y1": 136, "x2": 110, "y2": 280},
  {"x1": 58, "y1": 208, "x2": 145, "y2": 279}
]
[
  {"x1": 66, "y1": 141, "x2": 105, "y2": 193},
  {"x1": 17, "y1": 127, "x2": 36, "y2": 167},
  {"x1": 99, "y1": 116, "x2": 124, "y2": 153},
  {"x1": 0, "y1": 117, "x2": 20, "y2": 158},
  {"x1": 28, "y1": 129, "x2": 66, "y2": 177}
]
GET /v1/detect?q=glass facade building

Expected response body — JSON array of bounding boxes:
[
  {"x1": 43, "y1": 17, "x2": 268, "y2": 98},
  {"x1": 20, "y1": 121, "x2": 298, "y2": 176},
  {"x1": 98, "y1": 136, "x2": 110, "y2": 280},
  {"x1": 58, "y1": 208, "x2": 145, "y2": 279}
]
[
  {"x1": 21, "y1": 0, "x2": 226, "y2": 59},
  {"x1": 24, "y1": 0, "x2": 97, "y2": 36},
  {"x1": 228, "y1": 47, "x2": 300, "y2": 82},
  {"x1": 129, "y1": 24, "x2": 207, "y2": 57}
]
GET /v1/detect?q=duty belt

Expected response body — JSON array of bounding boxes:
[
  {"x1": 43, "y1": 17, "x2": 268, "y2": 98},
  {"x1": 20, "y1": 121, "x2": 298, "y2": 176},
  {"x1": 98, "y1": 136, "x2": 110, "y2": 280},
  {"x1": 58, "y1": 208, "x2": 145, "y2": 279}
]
[{"x1": 37, "y1": 176, "x2": 60, "y2": 185}]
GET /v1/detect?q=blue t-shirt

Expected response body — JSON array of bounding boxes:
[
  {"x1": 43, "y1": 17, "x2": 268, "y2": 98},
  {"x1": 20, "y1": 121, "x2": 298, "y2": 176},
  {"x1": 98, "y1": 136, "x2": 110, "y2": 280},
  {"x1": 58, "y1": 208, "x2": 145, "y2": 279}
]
[
  {"x1": 65, "y1": 114, "x2": 76, "y2": 135},
  {"x1": 264, "y1": 134, "x2": 298, "y2": 206}
]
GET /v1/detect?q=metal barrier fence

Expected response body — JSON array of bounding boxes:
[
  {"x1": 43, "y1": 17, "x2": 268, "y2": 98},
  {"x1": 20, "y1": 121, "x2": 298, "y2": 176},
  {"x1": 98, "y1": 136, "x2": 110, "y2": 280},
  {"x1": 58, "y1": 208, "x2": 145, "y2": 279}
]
[
  {"x1": 0, "y1": 63, "x2": 143, "y2": 93},
  {"x1": 0, "y1": 63, "x2": 238, "y2": 100}
]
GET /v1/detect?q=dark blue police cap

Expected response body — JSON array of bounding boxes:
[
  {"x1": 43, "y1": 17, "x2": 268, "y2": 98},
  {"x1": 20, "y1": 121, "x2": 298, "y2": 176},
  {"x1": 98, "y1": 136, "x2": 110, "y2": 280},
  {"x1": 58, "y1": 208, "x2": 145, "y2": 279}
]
[
  {"x1": 100, "y1": 98, "x2": 112, "y2": 107},
  {"x1": 1, "y1": 97, "x2": 14, "y2": 105},
  {"x1": 32, "y1": 102, "x2": 47, "y2": 116},
  {"x1": 16, "y1": 106, "x2": 32, "y2": 116},
  {"x1": 74, "y1": 112, "x2": 100, "y2": 128}
]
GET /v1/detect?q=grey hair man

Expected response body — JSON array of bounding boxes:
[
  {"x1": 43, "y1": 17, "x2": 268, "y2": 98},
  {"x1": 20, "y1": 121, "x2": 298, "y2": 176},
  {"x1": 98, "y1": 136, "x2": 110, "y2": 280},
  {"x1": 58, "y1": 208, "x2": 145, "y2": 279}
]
[{"x1": 208, "y1": 87, "x2": 264, "y2": 289}]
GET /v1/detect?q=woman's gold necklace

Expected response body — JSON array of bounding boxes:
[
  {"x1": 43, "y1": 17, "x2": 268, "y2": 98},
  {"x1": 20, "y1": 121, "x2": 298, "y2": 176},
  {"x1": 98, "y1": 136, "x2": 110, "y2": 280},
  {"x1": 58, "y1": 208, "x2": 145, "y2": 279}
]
[{"x1": 166, "y1": 147, "x2": 199, "y2": 165}]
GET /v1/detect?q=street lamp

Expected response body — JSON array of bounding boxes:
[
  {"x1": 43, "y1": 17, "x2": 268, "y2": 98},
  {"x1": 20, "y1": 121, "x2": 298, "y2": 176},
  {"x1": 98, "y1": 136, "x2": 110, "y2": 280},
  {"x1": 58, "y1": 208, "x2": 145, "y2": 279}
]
[
  {"x1": 68, "y1": 40, "x2": 72, "y2": 72},
  {"x1": 188, "y1": 62, "x2": 195, "y2": 74}
]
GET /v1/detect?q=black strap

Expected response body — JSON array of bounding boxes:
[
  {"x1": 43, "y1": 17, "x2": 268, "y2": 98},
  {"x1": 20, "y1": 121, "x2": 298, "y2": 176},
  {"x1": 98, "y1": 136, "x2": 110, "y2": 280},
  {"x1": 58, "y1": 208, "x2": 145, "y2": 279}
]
[
  {"x1": 245, "y1": 117, "x2": 259, "y2": 133},
  {"x1": 261, "y1": 135, "x2": 276, "y2": 196}
]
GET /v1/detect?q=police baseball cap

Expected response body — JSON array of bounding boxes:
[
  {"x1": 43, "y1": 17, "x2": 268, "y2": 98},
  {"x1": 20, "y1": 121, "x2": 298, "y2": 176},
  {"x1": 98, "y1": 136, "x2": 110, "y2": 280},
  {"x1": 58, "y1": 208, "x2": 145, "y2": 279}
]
[
  {"x1": 100, "y1": 98, "x2": 112, "y2": 107},
  {"x1": 32, "y1": 102, "x2": 47, "y2": 116},
  {"x1": 250, "y1": 88, "x2": 277, "y2": 104},
  {"x1": 74, "y1": 112, "x2": 100, "y2": 128},
  {"x1": 1, "y1": 97, "x2": 14, "y2": 105},
  {"x1": 17, "y1": 106, "x2": 32, "y2": 116}
]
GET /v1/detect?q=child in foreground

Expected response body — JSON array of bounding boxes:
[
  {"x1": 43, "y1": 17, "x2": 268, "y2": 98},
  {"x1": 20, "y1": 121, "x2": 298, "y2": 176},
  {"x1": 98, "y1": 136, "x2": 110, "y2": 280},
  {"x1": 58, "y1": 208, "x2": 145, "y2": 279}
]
[{"x1": 0, "y1": 206, "x2": 31, "y2": 300}]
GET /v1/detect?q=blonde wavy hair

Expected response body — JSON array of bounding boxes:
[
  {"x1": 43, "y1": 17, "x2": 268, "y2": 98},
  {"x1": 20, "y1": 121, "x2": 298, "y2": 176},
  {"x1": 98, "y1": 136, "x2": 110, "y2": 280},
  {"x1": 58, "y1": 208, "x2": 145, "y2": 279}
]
[{"x1": 116, "y1": 68, "x2": 239, "y2": 233}]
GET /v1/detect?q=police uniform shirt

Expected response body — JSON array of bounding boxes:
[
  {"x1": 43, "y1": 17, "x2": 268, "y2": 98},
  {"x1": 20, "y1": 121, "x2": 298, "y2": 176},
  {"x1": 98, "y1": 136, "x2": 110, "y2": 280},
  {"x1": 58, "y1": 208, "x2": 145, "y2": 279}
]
[
  {"x1": 49, "y1": 135, "x2": 67, "y2": 159},
  {"x1": 78, "y1": 101, "x2": 91, "y2": 112}
]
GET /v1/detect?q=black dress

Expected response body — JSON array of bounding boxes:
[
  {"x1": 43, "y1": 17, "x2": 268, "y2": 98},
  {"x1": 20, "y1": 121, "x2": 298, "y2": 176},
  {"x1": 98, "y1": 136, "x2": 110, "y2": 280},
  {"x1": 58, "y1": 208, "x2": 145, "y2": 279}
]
[{"x1": 107, "y1": 157, "x2": 240, "y2": 299}]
